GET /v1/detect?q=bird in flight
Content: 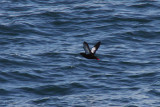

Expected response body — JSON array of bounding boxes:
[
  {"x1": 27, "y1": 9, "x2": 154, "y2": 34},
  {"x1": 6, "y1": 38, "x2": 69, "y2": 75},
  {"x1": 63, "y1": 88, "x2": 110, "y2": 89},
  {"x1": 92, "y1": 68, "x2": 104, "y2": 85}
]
[{"x1": 80, "y1": 41, "x2": 101, "y2": 60}]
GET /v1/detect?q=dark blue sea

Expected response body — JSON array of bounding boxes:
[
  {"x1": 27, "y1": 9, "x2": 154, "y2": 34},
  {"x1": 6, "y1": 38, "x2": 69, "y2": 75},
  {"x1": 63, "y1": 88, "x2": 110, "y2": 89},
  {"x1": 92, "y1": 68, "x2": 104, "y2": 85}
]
[{"x1": 0, "y1": 0, "x2": 160, "y2": 106}]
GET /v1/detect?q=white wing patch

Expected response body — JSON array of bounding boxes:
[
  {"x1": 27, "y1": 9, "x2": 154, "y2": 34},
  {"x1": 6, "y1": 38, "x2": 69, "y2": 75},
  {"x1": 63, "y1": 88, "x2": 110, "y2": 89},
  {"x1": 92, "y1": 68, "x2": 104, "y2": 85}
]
[
  {"x1": 91, "y1": 47, "x2": 96, "y2": 54},
  {"x1": 91, "y1": 41, "x2": 101, "y2": 54},
  {"x1": 83, "y1": 41, "x2": 100, "y2": 55}
]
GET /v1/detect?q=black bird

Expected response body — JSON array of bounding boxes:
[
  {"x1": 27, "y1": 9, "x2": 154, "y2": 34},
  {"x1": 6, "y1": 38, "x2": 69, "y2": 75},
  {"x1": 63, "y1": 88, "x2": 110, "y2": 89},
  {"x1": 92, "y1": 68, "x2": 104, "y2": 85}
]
[{"x1": 80, "y1": 41, "x2": 101, "y2": 60}]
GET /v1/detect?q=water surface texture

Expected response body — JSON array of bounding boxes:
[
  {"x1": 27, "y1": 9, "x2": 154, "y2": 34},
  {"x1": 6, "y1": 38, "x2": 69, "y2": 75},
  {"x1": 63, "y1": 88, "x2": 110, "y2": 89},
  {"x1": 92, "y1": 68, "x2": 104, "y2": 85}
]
[{"x1": 0, "y1": 0, "x2": 160, "y2": 106}]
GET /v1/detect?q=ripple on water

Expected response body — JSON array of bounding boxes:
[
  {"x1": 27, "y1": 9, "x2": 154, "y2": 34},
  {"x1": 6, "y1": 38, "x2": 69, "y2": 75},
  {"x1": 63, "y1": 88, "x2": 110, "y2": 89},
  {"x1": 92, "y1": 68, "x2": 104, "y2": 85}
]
[
  {"x1": 0, "y1": 89, "x2": 10, "y2": 96},
  {"x1": 0, "y1": 0, "x2": 160, "y2": 106},
  {"x1": 148, "y1": 89, "x2": 160, "y2": 97},
  {"x1": 17, "y1": 82, "x2": 88, "y2": 96}
]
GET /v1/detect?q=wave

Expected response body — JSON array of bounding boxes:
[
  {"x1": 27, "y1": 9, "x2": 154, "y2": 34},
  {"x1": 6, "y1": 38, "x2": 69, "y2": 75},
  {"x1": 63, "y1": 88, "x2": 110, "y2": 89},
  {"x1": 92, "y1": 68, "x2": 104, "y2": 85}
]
[{"x1": 17, "y1": 82, "x2": 88, "y2": 96}]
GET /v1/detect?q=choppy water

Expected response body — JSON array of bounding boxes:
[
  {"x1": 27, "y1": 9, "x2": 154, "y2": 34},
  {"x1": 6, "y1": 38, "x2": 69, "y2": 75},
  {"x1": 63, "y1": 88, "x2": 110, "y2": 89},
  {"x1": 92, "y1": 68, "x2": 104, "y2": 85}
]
[{"x1": 0, "y1": 0, "x2": 160, "y2": 107}]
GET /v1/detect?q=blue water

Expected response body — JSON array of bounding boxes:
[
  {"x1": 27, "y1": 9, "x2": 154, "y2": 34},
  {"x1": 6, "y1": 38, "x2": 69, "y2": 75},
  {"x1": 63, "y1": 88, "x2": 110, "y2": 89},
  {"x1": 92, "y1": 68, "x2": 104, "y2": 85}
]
[{"x1": 0, "y1": 0, "x2": 160, "y2": 106}]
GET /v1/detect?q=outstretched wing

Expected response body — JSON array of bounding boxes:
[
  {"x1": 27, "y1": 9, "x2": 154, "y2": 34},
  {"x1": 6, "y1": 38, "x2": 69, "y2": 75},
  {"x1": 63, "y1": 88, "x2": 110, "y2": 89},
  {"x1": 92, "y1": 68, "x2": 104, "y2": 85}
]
[
  {"x1": 83, "y1": 41, "x2": 91, "y2": 54},
  {"x1": 91, "y1": 41, "x2": 101, "y2": 54}
]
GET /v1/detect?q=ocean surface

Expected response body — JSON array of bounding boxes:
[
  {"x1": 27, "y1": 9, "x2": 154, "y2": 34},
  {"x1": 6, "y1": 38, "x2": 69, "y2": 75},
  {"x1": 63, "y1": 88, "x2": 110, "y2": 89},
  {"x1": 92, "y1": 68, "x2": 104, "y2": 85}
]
[{"x1": 0, "y1": 0, "x2": 160, "y2": 107}]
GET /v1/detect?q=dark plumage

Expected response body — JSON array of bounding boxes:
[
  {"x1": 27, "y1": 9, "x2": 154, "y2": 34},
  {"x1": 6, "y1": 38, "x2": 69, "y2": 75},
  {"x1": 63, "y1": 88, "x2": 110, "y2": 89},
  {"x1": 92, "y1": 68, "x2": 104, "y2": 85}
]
[{"x1": 80, "y1": 41, "x2": 101, "y2": 60}]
